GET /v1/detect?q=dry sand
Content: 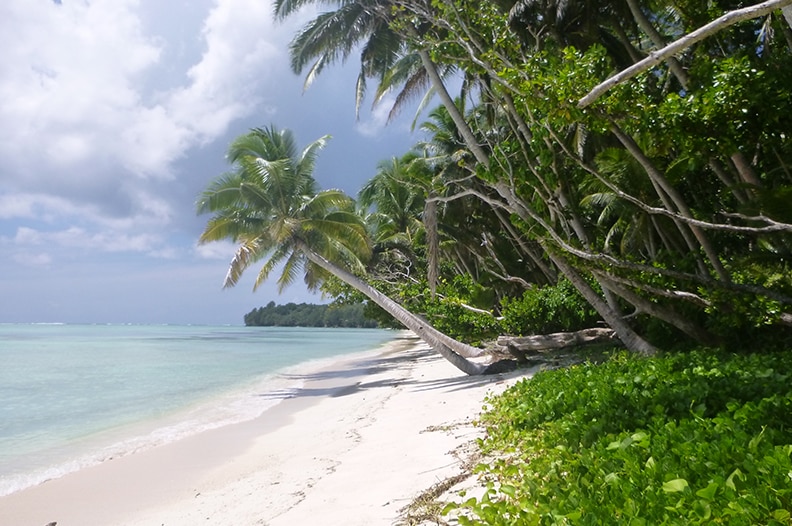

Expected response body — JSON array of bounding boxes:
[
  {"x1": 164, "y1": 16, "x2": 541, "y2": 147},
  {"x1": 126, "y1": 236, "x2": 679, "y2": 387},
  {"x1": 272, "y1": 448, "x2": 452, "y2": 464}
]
[{"x1": 0, "y1": 335, "x2": 529, "y2": 526}]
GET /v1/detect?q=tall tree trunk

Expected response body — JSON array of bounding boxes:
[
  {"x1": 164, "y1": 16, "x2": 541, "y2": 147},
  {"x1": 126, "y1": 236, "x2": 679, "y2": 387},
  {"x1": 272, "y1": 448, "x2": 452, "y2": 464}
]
[
  {"x1": 418, "y1": 44, "x2": 650, "y2": 357},
  {"x1": 547, "y1": 251, "x2": 659, "y2": 356},
  {"x1": 493, "y1": 208, "x2": 557, "y2": 284},
  {"x1": 299, "y1": 243, "x2": 488, "y2": 375},
  {"x1": 709, "y1": 158, "x2": 750, "y2": 204},
  {"x1": 595, "y1": 272, "x2": 719, "y2": 346},
  {"x1": 425, "y1": 194, "x2": 440, "y2": 298},
  {"x1": 783, "y1": 5, "x2": 792, "y2": 27},
  {"x1": 781, "y1": 7, "x2": 792, "y2": 49},
  {"x1": 417, "y1": 49, "x2": 490, "y2": 167},
  {"x1": 730, "y1": 151, "x2": 762, "y2": 188},
  {"x1": 611, "y1": 124, "x2": 730, "y2": 281}
]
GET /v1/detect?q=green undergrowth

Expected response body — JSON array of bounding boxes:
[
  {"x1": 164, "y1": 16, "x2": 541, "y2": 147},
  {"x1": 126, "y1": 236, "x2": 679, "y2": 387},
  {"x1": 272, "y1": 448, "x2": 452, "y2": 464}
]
[{"x1": 446, "y1": 349, "x2": 792, "y2": 525}]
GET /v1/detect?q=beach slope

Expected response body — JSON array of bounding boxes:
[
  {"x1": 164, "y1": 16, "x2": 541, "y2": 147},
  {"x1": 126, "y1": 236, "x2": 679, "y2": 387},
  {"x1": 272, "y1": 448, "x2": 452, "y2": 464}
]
[{"x1": 0, "y1": 337, "x2": 525, "y2": 526}]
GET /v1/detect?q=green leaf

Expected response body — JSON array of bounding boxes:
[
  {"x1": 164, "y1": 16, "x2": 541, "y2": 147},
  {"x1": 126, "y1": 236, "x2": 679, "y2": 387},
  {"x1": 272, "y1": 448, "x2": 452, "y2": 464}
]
[
  {"x1": 695, "y1": 482, "x2": 719, "y2": 501},
  {"x1": 662, "y1": 478, "x2": 689, "y2": 493},
  {"x1": 748, "y1": 427, "x2": 765, "y2": 451},
  {"x1": 500, "y1": 484, "x2": 516, "y2": 497},
  {"x1": 441, "y1": 502, "x2": 458, "y2": 515},
  {"x1": 726, "y1": 468, "x2": 743, "y2": 491},
  {"x1": 773, "y1": 509, "x2": 791, "y2": 521},
  {"x1": 693, "y1": 499, "x2": 712, "y2": 520}
]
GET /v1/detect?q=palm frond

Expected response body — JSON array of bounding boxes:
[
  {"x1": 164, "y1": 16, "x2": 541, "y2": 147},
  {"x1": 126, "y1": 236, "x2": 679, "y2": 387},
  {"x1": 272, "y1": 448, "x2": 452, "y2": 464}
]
[
  {"x1": 198, "y1": 214, "x2": 244, "y2": 244},
  {"x1": 297, "y1": 135, "x2": 331, "y2": 181},
  {"x1": 387, "y1": 66, "x2": 431, "y2": 123},
  {"x1": 253, "y1": 244, "x2": 292, "y2": 291},
  {"x1": 275, "y1": 250, "x2": 306, "y2": 292},
  {"x1": 355, "y1": 70, "x2": 368, "y2": 119},
  {"x1": 224, "y1": 240, "x2": 265, "y2": 289},
  {"x1": 196, "y1": 172, "x2": 245, "y2": 214},
  {"x1": 288, "y1": 4, "x2": 370, "y2": 74}
]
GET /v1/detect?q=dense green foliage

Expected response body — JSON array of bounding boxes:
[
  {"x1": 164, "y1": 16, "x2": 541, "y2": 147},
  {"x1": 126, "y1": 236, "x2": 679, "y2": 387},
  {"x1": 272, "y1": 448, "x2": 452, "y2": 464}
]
[
  {"x1": 447, "y1": 350, "x2": 792, "y2": 524},
  {"x1": 243, "y1": 301, "x2": 378, "y2": 327},
  {"x1": 370, "y1": 276, "x2": 602, "y2": 341},
  {"x1": 276, "y1": 0, "x2": 792, "y2": 354},
  {"x1": 500, "y1": 280, "x2": 600, "y2": 336}
]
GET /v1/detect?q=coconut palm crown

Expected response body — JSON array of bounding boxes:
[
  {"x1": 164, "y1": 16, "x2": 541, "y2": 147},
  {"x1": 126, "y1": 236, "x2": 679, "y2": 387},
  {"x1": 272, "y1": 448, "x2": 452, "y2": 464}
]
[{"x1": 196, "y1": 125, "x2": 371, "y2": 293}]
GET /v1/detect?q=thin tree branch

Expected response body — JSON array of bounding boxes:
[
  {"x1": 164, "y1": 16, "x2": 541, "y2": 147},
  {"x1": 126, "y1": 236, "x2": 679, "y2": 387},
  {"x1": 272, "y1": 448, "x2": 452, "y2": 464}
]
[{"x1": 578, "y1": 0, "x2": 792, "y2": 107}]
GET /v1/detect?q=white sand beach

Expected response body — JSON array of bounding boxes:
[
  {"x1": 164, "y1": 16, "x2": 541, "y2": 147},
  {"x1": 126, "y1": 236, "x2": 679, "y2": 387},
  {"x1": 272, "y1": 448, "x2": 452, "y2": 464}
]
[{"x1": 0, "y1": 335, "x2": 528, "y2": 526}]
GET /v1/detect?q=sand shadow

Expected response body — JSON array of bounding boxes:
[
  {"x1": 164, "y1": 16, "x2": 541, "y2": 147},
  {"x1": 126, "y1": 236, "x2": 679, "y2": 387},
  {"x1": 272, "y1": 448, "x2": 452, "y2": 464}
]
[{"x1": 255, "y1": 346, "x2": 533, "y2": 401}]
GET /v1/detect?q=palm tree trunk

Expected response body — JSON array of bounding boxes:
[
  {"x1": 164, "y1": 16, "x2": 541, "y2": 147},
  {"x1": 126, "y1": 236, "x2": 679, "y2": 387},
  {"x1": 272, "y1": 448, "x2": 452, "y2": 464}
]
[
  {"x1": 418, "y1": 40, "x2": 653, "y2": 358},
  {"x1": 625, "y1": 0, "x2": 690, "y2": 89},
  {"x1": 594, "y1": 272, "x2": 719, "y2": 346},
  {"x1": 297, "y1": 243, "x2": 488, "y2": 375},
  {"x1": 425, "y1": 194, "x2": 440, "y2": 298},
  {"x1": 417, "y1": 49, "x2": 490, "y2": 167}
]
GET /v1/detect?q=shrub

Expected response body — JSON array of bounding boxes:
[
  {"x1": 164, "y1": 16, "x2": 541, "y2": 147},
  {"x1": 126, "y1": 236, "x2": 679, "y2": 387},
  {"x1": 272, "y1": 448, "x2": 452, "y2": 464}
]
[
  {"x1": 447, "y1": 349, "x2": 792, "y2": 524},
  {"x1": 500, "y1": 279, "x2": 601, "y2": 336}
]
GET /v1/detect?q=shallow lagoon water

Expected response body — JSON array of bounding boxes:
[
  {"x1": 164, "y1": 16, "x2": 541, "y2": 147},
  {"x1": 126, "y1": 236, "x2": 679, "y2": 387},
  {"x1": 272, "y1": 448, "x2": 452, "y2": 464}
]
[{"x1": 0, "y1": 324, "x2": 396, "y2": 496}]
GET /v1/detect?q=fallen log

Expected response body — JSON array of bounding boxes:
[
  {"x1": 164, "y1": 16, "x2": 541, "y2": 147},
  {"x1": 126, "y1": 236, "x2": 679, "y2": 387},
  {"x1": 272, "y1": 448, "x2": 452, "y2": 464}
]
[{"x1": 497, "y1": 328, "x2": 617, "y2": 362}]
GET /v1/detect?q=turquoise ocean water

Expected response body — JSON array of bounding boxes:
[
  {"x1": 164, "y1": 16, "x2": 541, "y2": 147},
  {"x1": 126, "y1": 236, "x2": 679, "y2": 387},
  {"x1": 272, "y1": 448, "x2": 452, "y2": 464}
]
[{"x1": 0, "y1": 324, "x2": 397, "y2": 496}]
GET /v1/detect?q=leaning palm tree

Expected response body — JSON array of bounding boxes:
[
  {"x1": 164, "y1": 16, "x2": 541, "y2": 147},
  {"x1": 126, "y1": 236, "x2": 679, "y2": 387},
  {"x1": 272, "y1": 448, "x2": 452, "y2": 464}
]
[{"x1": 197, "y1": 125, "x2": 488, "y2": 375}]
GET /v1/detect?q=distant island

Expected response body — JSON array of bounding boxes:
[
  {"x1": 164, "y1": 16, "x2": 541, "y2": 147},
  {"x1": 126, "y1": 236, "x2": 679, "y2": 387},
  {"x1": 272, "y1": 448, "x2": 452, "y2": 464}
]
[{"x1": 244, "y1": 301, "x2": 379, "y2": 328}]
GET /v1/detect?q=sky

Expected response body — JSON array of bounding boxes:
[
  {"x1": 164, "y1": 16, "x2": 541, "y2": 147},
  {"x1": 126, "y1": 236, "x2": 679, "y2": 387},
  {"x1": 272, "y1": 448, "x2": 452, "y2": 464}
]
[{"x1": 0, "y1": 0, "x2": 422, "y2": 325}]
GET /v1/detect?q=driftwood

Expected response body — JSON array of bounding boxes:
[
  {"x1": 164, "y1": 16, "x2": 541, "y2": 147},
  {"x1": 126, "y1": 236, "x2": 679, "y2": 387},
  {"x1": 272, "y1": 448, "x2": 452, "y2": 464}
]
[{"x1": 497, "y1": 328, "x2": 617, "y2": 362}]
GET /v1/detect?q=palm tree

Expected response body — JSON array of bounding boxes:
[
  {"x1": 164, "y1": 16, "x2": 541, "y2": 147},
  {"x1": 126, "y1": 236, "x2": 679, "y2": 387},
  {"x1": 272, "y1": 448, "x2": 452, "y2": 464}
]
[
  {"x1": 197, "y1": 125, "x2": 488, "y2": 375},
  {"x1": 358, "y1": 155, "x2": 426, "y2": 246},
  {"x1": 357, "y1": 155, "x2": 429, "y2": 285}
]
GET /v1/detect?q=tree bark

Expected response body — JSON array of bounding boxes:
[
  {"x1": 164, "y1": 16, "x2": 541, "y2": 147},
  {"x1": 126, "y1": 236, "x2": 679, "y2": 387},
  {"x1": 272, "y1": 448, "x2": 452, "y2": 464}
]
[
  {"x1": 625, "y1": 0, "x2": 690, "y2": 89},
  {"x1": 783, "y1": 5, "x2": 792, "y2": 28},
  {"x1": 498, "y1": 328, "x2": 616, "y2": 361},
  {"x1": 595, "y1": 272, "x2": 719, "y2": 346},
  {"x1": 424, "y1": 194, "x2": 440, "y2": 298},
  {"x1": 611, "y1": 124, "x2": 730, "y2": 281}
]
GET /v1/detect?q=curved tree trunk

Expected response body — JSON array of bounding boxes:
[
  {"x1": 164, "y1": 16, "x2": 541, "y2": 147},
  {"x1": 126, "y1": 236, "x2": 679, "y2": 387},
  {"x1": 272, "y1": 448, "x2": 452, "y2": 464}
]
[
  {"x1": 626, "y1": 0, "x2": 690, "y2": 89},
  {"x1": 611, "y1": 124, "x2": 729, "y2": 281},
  {"x1": 298, "y1": 243, "x2": 488, "y2": 375},
  {"x1": 418, "y1": 44, "x2": 657, "y2": 359},
  {"x1": 547, "y1": 251, "x2": 659, "y2": 356}
]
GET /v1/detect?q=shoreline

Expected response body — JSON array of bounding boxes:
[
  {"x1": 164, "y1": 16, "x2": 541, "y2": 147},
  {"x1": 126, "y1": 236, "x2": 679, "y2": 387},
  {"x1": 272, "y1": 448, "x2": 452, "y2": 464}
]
[
  {"x1": 0, "y1": 334, "x2": 528, "y2": 525},
  {"x1": 0, "y1": 327, "x2": 402, "y2": 499}
]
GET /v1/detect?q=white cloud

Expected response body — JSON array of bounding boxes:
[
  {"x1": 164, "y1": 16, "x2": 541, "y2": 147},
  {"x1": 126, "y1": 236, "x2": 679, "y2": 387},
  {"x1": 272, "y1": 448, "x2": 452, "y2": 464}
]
[
  {"x1": 195, "y1": 240, "x2": 238, "y2": 260},
  {"x1": 0, "y1": 193, "x2": 75, "y2": 221},
  {"x1": 0, "y1": 190, "x2": 172, "y2": 231},
  {"x1": 0, "y1": 0, "x2": 303, "y2": 267},
  {"x1": 0, "y1": 0, "x2": 161, "y2": 175},
  {"x1": 0, "y1": 0, "x2": 292, "y2": 188},
  {"x1": 12, "y1": 251, "x2": 52, "y2": 267},
  {"x1": 355, "y1": 94, "x2": 399, "y2": 138},
  {"x1": 12, "y1": 226, "x2": 162, "y2": 253}
]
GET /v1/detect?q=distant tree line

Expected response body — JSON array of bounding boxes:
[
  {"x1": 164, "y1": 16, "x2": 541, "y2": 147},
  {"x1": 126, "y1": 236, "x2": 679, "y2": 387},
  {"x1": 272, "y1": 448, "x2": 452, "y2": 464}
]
[{"x1": 243, "y1": 301, "x2": 379, "y2": 328}]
